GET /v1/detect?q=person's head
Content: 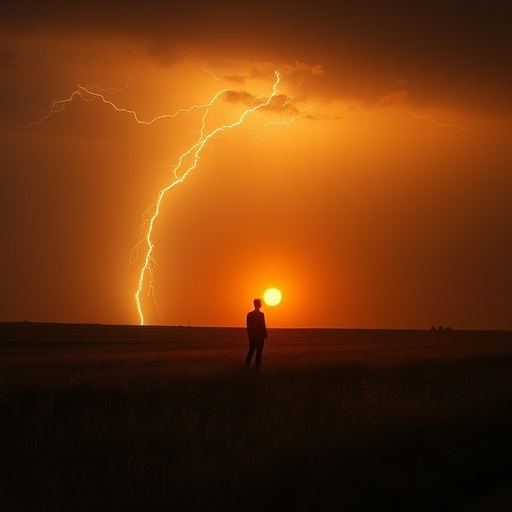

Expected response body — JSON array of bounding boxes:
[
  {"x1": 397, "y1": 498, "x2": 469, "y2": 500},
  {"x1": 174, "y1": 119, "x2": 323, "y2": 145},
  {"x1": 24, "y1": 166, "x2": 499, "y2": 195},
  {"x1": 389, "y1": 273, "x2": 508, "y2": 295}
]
[{"x1": 253, "y1": 298, "x2": 262, "y2": 309}]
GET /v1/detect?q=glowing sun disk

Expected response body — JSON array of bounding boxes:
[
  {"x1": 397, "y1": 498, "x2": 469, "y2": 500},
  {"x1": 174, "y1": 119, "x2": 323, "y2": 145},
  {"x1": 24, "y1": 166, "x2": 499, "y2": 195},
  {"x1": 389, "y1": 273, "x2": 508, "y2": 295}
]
[{"x1": 264, "y1": 288, "x2": 282, "y2": 306}]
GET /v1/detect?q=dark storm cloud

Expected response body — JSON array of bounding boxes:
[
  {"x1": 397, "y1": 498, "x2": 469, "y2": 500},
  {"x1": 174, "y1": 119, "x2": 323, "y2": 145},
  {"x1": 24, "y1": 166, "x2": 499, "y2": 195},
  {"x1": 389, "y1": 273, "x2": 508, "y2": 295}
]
[
  {"x1": 145, "y1": 39, "x2": 182, "y2": 66},
  {"x1": 1, "y1": 0, "x2": 511, "y2": 114},
  {"x1": 222, "y1": 75, "x2": 246, "y2": 84},
  {"x1": 0, "y1": 51, "x2": 20, "y2": 70},
  {"x1": 262, "y1": 94, "x2": 299, "y2": 114},
  {"x1": 223, "y1": 90, "x2": 300, "y2": 115},
  {"x1": 223, "y1": 90, "x2": 257, "y2": 106}
]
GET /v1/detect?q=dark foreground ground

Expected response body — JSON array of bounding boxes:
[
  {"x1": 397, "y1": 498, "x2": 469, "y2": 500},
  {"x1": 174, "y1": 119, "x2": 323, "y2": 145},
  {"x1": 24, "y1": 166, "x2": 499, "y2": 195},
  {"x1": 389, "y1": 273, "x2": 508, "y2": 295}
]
[{"x1": 1, "y1": 323, "x2": 511, "y2": 511}]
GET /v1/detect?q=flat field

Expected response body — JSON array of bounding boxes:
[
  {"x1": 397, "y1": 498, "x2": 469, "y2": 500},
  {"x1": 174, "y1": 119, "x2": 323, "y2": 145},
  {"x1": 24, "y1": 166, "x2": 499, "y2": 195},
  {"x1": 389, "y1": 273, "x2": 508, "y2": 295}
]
[{"x1": 1, "y1": 323, "x2": 511, "y2": 511}]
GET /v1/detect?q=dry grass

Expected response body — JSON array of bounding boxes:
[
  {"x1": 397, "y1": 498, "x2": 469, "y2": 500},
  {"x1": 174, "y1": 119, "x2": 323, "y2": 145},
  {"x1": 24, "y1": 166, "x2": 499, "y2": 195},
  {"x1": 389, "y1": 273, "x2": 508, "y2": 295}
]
[{"x1": 1, "y1": 323, "x2": 511, "y2": 511}]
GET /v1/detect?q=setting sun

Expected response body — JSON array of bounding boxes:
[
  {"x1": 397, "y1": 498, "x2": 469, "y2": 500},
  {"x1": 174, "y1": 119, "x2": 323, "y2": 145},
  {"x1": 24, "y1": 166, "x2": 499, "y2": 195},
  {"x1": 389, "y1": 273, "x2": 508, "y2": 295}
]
[{"x1": 263, "y1": 288, "x2": 282, "y2": 307}]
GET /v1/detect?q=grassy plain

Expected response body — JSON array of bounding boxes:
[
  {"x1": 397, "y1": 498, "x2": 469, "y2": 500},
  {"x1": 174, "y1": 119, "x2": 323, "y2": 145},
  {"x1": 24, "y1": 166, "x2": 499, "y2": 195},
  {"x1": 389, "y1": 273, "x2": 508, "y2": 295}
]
[{"x1": 1, "y1": 323, "x2": 511, "y2": 511}]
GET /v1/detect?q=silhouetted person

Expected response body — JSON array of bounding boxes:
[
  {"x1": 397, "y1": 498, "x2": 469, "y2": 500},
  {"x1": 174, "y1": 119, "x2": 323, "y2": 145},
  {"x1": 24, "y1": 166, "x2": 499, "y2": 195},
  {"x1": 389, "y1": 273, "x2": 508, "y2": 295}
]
[{"x1": 246, "y1": 298, "x2": 267, "y2": 368}]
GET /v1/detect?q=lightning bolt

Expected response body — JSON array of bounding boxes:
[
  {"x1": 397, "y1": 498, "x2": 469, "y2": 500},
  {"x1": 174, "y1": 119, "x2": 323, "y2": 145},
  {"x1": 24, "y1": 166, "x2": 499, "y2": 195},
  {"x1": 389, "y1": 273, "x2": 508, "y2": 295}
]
[
  {"x1": 134, "y1": 71, "x2": 291, "y2": 325},
  {"x1": 4, "y1": 66, "x2": 470, "y2": 325},
  {"x1": 406, "y1": 108, "x2": 469, "y2": 131},
  {"x1": 4, "y1": 69, "x2": 306, "y2": 325}
]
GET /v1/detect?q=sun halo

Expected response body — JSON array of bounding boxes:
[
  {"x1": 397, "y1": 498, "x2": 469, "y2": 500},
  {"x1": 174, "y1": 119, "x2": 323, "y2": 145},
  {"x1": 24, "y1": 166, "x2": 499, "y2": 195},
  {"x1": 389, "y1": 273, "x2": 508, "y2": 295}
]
[{"x1": 263, "y1": 288, "x2": 282, "y2": 306}]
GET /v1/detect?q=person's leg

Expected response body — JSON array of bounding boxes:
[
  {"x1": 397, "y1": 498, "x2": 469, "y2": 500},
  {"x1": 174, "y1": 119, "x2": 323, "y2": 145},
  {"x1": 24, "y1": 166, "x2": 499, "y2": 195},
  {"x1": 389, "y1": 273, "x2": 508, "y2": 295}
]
[
  {"x1": 255, "y1": 339, "x2": 264, "y2": 368},
  {"x1": 246, "y1": 339, "x2": 256, "y2": 367}
]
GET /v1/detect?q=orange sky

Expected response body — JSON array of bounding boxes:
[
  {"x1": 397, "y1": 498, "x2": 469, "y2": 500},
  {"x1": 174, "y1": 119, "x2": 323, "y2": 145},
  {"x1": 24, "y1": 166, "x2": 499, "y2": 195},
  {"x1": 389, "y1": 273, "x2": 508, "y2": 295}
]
[{"x1": 1, "y1": 1, "x2": 511, "y2": 329}]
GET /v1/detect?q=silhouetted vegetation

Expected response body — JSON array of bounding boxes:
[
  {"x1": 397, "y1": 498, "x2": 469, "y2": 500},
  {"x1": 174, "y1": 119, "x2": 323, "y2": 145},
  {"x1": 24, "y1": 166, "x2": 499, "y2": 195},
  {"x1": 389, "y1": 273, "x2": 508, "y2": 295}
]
[{"x1": 1, "y1": 324, "x2": 511, "y2": 511}]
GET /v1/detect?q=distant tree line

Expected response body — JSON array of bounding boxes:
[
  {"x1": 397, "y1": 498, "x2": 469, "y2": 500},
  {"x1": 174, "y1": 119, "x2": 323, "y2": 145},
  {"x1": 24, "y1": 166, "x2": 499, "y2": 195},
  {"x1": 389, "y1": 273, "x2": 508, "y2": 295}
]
[{"x1": 431, "y1": 325, "x2": 453, "y2": 332}]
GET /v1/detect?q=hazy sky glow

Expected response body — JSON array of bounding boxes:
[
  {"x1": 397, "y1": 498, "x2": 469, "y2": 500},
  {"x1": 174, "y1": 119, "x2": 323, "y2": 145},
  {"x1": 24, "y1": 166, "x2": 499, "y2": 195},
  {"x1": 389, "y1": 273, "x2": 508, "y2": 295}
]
[{"x1": 1, "y1": 1, "x2": 511, "y2": 329}]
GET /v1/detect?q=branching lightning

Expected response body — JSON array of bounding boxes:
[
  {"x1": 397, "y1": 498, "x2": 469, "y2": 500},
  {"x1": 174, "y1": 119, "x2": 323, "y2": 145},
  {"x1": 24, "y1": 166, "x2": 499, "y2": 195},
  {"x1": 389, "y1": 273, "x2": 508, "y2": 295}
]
[
  {"x1": 6, "y1": 82, "x2": 226, "y2": 129},
  {"x1": 4, "y1": 69, "x2": 303, "y2": 325},
  {"x1": 4, "y1": 67, "x2": 469, "y2": 326},
  {"x1": 406, "y1": 108, "x2": 469, "y2": 131},
  {"x1": 133, "y1": 71, "x2": 292, "y2": 325}
]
